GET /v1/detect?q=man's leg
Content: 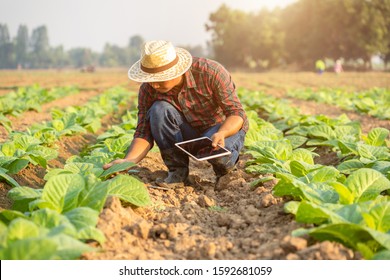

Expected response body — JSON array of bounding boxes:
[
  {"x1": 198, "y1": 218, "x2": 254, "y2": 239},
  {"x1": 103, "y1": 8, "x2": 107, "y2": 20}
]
[
  {"x1": 202, "y1": 124, "x2": 246, "y2": 178},
  {"x1": 148, "y1": 101, "x2": 198, "y2": 184}
]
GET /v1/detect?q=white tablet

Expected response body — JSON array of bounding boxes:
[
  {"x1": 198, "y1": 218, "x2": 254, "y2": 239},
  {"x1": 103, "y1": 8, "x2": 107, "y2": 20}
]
[{"x1": 175, "y1": 136, "x2": 231, "y2": 161}]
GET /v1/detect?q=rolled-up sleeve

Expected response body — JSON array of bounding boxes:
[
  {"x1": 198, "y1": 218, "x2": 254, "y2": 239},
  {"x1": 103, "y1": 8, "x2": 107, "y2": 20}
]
[{"x1": 133, "y1": 84, "x2": 154, "y2": 145}]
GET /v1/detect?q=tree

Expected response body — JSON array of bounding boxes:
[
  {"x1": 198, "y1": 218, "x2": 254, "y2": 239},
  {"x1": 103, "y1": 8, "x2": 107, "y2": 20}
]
[
  {"x1": 29, "y1": 25, "x2": 51, "y2": 68},
  {"x1": 15, "y1": 25, "x2": 29, "y2": 68},
  {"x1": 206, "y1": 4, "x2": 253, "y2": 68},
  {"x1": 69, "y1": 48, "x2": 96, "y2": 68},
  {"x1": 248, "y1": 8, "x2": 285, "y2": 69},
  {"x1": 0, "y1": 24, "x2": 15, "y2": 68},
  {"x1": 128, "y1": 35, "x2": 144, "y2": 65}
]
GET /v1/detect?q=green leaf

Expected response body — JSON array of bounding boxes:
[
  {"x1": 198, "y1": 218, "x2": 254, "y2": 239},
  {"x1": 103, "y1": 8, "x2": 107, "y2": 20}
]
[
  {"x1": 64, "y1": 162, "x2": 104, "y2": 177},
  {"x1": 365, "y1": 128, "x2": 389, "y2": 146},
  {"x1": 6, "y1": 218, "x2": 41, "y2": 241},
  {"x1": 100, "y1": 161, "x2": 136, "y2": 178},
  {"x1": 64, "y1": 207, "x2": 99, "y2": 230},
  {"x1": 0, "y1": 210, "x2": 27, "y2": 224},
  {"x1": 1, "y1": 142, "x2": 16, "y2": 156},
  {"x1": 345, "y1": 168, "x2": 390, "y2": 202},
  {"x1": 0, "y1": 169, "x2": 21, "y2": 188},
  {"x1": 77, "y1": 226, "x2": 106, "y2": 244},
  {"x1": 285, "y1": 135, "x2": 307, "y2": 149},
  {"x1": 49, "y1": 233, "x2": 97, "y2": 260},
  {"x1": 306, "y1": 223, "x2": 385, "y2": 258},
  {"x1": 295, "y1": 201, "x2": 343, "y2": 225},
  {"x1": 8, "y1": 187, "x2": 42, "y2": 202},
  {"x1": 7, "y1": 187, "x2": 42, "y2": 212},
  {"x1": 330, "y1": 182, "x2": 353, "y2": 204},
  {"x1": 107, "y1": 175, "x2": 151, "y2": 207},
  {"x1": 372, "y1": 250, "x2": 390, "y2": 260},
  {"x1": 78, "y1": 178, "x2": 108, "y2": 212},
  {"x1": 361, "y1": 200, "x2": 390, "y2": 232},
  {"x1": 290, "y1": 148, "x2": 315, "y2": 164},
  {"x1": 250, "y1": 176, "x2": 274, "y2": 189},
  {"x1": 4, "y1": 159, "x2": 30, "y2": 174},
  {"x1": 337, "y1": 159, "x2": 366, "y2": 174},
  {"x1": 0, "y1": 238, "x2": 58, "y2": 260},
  {"x1": 283, "y1": 201, "x2": 300, "y2": 215},
  {"x1": 41, "y1": 174, "x2": 85, "y2": 213},
  {"x1": 29, "y1": 208, "x2": 73, "y2": 230},
  {"x1": 308, "y1": 125, "x2": 336, "y2": 140}
]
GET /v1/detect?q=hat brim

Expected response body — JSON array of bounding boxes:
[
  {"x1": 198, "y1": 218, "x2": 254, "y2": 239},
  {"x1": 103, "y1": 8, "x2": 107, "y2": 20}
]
[{"x1": 128, "y1": 47, "x2": 193, "y2": 83}]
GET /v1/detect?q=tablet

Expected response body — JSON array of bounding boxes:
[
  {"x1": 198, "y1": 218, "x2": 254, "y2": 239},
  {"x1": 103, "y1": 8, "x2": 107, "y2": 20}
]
[{"x1": 175, "y1": 136, "x2": 231, "y2": 161}]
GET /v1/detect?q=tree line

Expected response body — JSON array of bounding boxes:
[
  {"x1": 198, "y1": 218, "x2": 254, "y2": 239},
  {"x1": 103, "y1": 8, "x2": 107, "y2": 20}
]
[
  {"x1": 1, "y1": 0, "x2": 389, "y2": 70},
  {"x1": 0, "y1": 24, "x2": 205, "y2": 70},
  {"x1": 206, "y1": 0, "x2": 390, "y2": 70}
]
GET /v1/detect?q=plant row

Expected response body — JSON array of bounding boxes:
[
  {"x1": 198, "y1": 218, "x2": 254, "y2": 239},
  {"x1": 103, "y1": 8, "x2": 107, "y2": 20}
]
[
  {"x1": 287, "y1": 87, "x2": 390, "y2": 120},
  {"x1": 239, "y1": 88, "x2": 390, "y2": 260},
  {"x1": 0, "y1": 102, "x2": 151, "y2": 259},
  {"x1": 0, "y1": 86, "x2": 134, "y2": 188},
  {"x1": 0, "y1": 85, "x2": 80, "y2": 131}
]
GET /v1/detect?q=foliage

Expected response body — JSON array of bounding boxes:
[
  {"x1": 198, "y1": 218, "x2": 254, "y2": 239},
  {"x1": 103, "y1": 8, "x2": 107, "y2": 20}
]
[{"x1": 206, "y1": 0, "x2": 390, "y2": 69}]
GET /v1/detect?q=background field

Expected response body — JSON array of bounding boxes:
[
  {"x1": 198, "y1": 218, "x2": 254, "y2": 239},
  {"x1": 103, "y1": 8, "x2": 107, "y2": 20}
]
[{"x1": 0, "y1": 69, "x2": 389, "y2": 260}]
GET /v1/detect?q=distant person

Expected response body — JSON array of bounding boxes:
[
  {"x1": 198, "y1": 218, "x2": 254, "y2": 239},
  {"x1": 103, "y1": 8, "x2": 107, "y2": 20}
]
[
  {"x1": 103, "y1": 40, "x2": 248, "y2": 187},
  {"x1": 334, "y1": 59, "x2": 343, "y2": 74},
  {"x1": 315, "y1": 59, "x2": 326, "y2": 75}
]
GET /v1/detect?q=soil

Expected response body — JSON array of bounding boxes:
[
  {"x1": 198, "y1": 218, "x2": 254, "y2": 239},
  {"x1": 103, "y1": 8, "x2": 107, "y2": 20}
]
[{"x1": 0, "y1": 70, "x2": 389, "y2": 260}]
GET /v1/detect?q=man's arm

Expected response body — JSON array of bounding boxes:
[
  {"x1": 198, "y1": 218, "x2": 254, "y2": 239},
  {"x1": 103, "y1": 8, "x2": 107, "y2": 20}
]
[
  {"x1": 103, "y1": 137, "x2": 151, "y2": 169},
  {"x1": 211, "y1": 115, "x2": 244, "y2": 148}
]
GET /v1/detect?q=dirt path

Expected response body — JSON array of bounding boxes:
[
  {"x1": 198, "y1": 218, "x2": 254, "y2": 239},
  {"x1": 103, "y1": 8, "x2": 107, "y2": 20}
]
[{"x1": 83, "y1": 152, "x2": 357, "y2": 260}]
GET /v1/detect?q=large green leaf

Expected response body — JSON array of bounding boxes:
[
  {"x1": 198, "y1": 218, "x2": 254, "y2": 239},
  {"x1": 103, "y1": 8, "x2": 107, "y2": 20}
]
[
  {"x1": 337, "y1": 159, "x2": 365, "y2": 174},
  {"x1": 345, "y1": 168, "x2": 390, "y2": 202},
  {"x1": 4, "y1": 159, "x2": 30, "y2": 174},
  {"x1": 64, "y1": 207, "x2": 99, "y2": 230},
  {"x1": 365, "y1": 128, "x2": 389, "y2": 146},
  {"x1": 291, "y1": 148, "x2": 315, "y2": 164},
  {"x1": 361, "y1": 200, "x2": 390, "y2": 232},
  {"x1": 308, "y1": 124, "x2": 336, "y2": 140},
  {"x1": 0, "y1": 210, "x2": 27, "y2": 224},
  {"x1": 29, "y1": 208, "x2": 73, "y2": 230},
  {"x1": 0, "y1": 238, "x2": 58, "y2": 260},
  {"x1": 107, "y1": 175, "x2": 151, "y2": 207},
  {"x1": 77, "y1": 226, "x2": 106, "y2": 245},
  {"x1": 0, "y1": 169, "x2": 21, "y2": 188},
  {"x1": 294, "y1": 223, "x2": 386, "y2": 258},
  {"x1": 78, "y1": 178, "x2": 108, "y2": 212},
  {"x1": 41, "y1": 174, "x2": 85, "y2": 213},
  {"x1": 6, "y1": 219, "x2": 41, "y2": 241},
  {"x1": 49, "y1": 233, "x2": 97, "y2": 260},
  {"x1": 64, "y1": 162, "x2": 104, "y2": 177}
]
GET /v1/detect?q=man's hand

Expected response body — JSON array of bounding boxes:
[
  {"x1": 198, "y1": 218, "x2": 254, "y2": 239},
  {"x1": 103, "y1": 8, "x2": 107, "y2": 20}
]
[
  {"x1": 211, "y1": 131, "x2": 226, "y2": 148},
  {"x1": 102, "y1": 138, "x2": 152, "y2": 170},
  {"x1": 211, "y1": 115, "x2": 244, "y2": 147},
  {"x1": 103, "y1": 158, "x2": 132, "y2": 170}
]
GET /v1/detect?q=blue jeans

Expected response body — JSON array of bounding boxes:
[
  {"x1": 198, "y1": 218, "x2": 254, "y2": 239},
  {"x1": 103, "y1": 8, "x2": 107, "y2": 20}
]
[{"x1": 148, "y1": 101, "x2": 246, "y2": 177}]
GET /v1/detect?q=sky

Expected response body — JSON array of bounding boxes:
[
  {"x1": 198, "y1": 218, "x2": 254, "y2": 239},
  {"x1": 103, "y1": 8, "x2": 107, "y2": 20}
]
[{"x1": 0, "y1": 0, "x2": 297, "y2": 52}]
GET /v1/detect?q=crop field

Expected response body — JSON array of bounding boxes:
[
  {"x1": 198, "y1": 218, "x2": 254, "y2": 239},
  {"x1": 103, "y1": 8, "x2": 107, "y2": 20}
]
[{"x1": 0, "y1": 69, "x2": 389, "y2": 260}]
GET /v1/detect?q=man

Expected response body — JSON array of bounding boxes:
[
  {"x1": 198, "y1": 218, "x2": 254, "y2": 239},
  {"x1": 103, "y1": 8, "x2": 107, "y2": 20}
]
[{"x1": 103, "y1": 40, "x2": 248, "y2": 187}]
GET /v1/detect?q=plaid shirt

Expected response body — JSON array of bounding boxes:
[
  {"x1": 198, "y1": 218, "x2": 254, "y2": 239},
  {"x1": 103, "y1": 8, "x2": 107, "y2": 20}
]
[{"x1": 134, "y1": 57, "x2": 248, "y2": 145}]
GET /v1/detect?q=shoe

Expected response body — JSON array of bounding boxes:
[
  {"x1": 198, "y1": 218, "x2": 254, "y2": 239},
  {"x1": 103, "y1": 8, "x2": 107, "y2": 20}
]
[{"x1": 155, "y1": 168, "x2": 189, "y2": 189}]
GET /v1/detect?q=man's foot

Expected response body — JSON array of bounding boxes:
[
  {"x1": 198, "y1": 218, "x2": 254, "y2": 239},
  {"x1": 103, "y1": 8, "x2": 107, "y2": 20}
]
[{"x1": 155, "y1": 168, "x2": 189, "y2": 189}]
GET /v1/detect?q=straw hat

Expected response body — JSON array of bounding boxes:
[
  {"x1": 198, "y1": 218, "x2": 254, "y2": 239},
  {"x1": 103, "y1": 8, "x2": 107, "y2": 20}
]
[{"x1": 128, "y1": 40, "x2": 193, "y2": 83}]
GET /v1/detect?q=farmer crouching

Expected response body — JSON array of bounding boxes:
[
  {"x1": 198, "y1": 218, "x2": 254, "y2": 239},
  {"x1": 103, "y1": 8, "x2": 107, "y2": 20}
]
[{"x1": 103, "y1": 40, "x2": 248, "y2": 187}]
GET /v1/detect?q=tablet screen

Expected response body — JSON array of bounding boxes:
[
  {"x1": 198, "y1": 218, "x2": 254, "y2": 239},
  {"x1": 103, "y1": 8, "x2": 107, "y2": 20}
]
[{"x1": 175, "y1": 137, "x2": 231, "y2": 161}]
